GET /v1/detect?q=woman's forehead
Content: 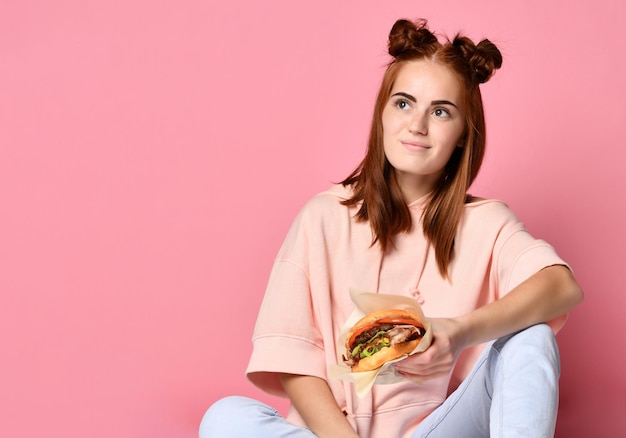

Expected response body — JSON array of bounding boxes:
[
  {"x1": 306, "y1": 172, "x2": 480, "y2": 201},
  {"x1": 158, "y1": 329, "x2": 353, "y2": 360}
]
[{"x1": 391, "y1": 60, "x2": 464, "y2": 102}]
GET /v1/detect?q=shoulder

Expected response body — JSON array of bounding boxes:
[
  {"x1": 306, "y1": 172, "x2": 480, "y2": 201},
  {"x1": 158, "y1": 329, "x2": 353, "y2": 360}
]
[
  {"x1": 297, "y1": 184, "x2": 354, "y2": 220},
  {"x1": 454, "y1": 197, "x2": 533, "y2": 262},
  {"x1": 276, "y1": 185, "x2": 359, "y2": 259},
  {"x1": 459, "y1": 197, "x2": 523, "y2": 237},
  {"x1": 464, "y1": 197, "x2": 517, "y2": 222},
  {"x1": 309, "y1": 184, "x2": 353, "y2": 205},
  {"x1": 282, "y1": 184, "x2": 356, "y2": 241}
]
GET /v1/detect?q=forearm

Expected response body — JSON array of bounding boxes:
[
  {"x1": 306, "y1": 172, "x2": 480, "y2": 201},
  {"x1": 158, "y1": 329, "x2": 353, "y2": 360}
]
[
  {"x1": 279, "y1": 374, "x2": 359, "y2": 438},
  {"x1": 458, "y1": 265, "x2": 583, "y2": 348}
]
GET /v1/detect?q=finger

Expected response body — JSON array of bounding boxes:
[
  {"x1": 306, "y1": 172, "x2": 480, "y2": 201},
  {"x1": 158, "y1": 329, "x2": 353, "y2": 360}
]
[
  {"x1": 396, "y1": 368, "x2": 451, "y2": 381},
  {"x1": 395, "y1": 362, "x2": 452, "y2": 376},
  {"x1": 396, "y1": 352, "x2": 453, "y2": 369},
  {"x1": 403, "y1": 347, "x2": 441, "y2": 364}
]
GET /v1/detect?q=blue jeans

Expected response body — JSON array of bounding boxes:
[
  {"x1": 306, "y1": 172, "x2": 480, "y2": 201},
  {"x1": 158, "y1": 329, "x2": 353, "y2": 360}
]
[{"x1": 199, "y1": 324, "x2": 560, "y2": 437}]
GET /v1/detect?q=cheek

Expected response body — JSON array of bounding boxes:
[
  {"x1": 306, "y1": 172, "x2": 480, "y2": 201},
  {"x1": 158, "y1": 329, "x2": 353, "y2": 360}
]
[
  {"x1": 381, "y1": 109, "x2": 403, "y2": 133},
  {"x1": 443, "y1": 124, "x2": 466, "y2": 147},
  {"x1": 381, "y1": 112, "x2": 391, "y2": 134}
]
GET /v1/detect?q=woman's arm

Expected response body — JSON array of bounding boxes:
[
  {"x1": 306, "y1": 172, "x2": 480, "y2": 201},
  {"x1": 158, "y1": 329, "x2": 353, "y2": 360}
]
[
  {"x1": 395, "y1": 265, "x2": 583, "y2": 379},
  {"x1": 279, "y1": 374, "x2": 359, "y2": 438},
  {"x1": 459, "y1": 264, "x2": 583, "y2": 346}
]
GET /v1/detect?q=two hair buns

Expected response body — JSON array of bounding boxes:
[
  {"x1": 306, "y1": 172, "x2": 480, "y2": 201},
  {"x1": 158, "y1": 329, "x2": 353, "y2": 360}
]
[{"x1": 388, "y1": 18, "x2": 503, "y2": 85}]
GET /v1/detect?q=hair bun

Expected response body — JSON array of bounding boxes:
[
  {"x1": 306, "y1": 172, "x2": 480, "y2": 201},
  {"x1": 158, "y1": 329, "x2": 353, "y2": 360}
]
[
  {"x1": 453, "y1": 36, "x2": 503, "y2": 84},
  {"x1": 388, "y1": 19, "x2": 438, "y2": 58}
]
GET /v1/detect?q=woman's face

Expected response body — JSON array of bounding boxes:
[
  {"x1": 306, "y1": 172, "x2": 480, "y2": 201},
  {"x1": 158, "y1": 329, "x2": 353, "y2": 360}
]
[{"x1": 382, "y1": 60, "x2": 466, "y2": 202}]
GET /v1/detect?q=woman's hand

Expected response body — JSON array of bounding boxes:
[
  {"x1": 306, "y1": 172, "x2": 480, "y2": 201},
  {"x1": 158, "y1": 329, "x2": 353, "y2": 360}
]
[{"x1": 393, "y1": 317, "x2": 468, "y2": 380}]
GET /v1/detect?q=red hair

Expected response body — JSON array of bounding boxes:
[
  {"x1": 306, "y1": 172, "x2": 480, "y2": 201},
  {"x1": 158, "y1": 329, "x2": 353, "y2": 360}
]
[{"x1": 341, "y1": 19, "x2": 502, "y2": 277}]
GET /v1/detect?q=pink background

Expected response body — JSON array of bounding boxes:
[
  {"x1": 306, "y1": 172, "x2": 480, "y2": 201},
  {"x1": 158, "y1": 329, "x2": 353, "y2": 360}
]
[{"x1": 1, "y1": 1, "x2": 624, "y2": 436}]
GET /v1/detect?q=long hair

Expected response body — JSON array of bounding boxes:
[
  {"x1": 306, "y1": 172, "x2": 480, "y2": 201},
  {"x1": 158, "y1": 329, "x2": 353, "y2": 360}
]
[{"x1": 340, "y1": 19, "x2": 502, "y2": 278}]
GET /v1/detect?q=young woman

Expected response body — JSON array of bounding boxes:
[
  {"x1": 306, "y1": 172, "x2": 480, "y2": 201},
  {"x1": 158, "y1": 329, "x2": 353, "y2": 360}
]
[{"x1": 199, "y1": 19, "x2": 583, "y2": 438}]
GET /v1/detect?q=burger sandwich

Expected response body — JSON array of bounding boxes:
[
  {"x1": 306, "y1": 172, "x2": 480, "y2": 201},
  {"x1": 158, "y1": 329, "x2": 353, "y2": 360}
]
[{"x1": 342, "y1": 308, "x2": 426, "y2": 372}]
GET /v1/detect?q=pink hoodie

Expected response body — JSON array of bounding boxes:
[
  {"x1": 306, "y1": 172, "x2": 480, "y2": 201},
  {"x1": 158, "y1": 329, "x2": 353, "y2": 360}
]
[{"x1": 246, "y1": 185, "x2": 567, "y2": 438}]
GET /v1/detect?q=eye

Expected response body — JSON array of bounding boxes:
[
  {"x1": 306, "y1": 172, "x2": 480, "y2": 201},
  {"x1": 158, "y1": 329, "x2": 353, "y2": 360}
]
[
  {"x1": 433, "y1": 107, "x2": 451, "y2": 118},
  {"x1": 393, "y1": 98, "x2": 411, "y2": 111}
]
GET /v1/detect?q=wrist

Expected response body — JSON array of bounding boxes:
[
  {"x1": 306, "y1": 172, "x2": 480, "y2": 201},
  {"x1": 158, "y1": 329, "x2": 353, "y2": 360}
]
[{"x1": 452, "y1": 314, "x2": 476, "y2": 349}]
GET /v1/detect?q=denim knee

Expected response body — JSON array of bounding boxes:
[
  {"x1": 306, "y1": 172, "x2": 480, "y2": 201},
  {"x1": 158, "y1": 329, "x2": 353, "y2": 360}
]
[
  {"x1": 199, "y1": 396, "x2": 260, "y2": 438},
  {"x1": 493, "y1": 323, "x2": 560, "y2": 375}
]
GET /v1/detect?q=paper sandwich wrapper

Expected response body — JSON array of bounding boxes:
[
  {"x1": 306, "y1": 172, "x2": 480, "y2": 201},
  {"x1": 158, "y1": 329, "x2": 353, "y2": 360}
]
[{"x1": 328, "y1": 288, "x2": 433, "y2": 398}]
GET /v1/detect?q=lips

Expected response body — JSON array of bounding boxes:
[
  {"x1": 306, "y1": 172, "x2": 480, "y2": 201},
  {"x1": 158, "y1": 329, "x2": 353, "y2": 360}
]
[{"x1": 401, "y1": 141, "x2": 431, "y2": 151}]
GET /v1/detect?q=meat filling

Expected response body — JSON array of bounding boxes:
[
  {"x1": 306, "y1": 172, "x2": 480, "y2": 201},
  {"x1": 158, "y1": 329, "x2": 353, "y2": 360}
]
[{"x1": 343, "y1": 324, "x2": 424, "y2": 367}]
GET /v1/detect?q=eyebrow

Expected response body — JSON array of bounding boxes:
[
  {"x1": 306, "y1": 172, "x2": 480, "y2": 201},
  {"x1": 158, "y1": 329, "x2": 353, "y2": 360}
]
[
  {"x1": 431, "y1": 99, "x2": 459, "y2": 108},
  {"x1": 392, "y1": 92, "x2": 417, "y2": 103},
  {"x1": 391, "y1": 92, "x2": 458, "y2": 108}
]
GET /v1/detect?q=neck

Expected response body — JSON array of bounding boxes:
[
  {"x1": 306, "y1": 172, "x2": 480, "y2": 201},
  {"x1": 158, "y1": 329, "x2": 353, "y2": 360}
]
[{"x1": 394, "y1": 171, "x2": 441, "y2": 204}]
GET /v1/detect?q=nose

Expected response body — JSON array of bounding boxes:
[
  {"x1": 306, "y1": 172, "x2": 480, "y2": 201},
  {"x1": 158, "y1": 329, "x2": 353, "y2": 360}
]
[{"x1": 409, "y1": 112, "x2": 428, "y2": 135}]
